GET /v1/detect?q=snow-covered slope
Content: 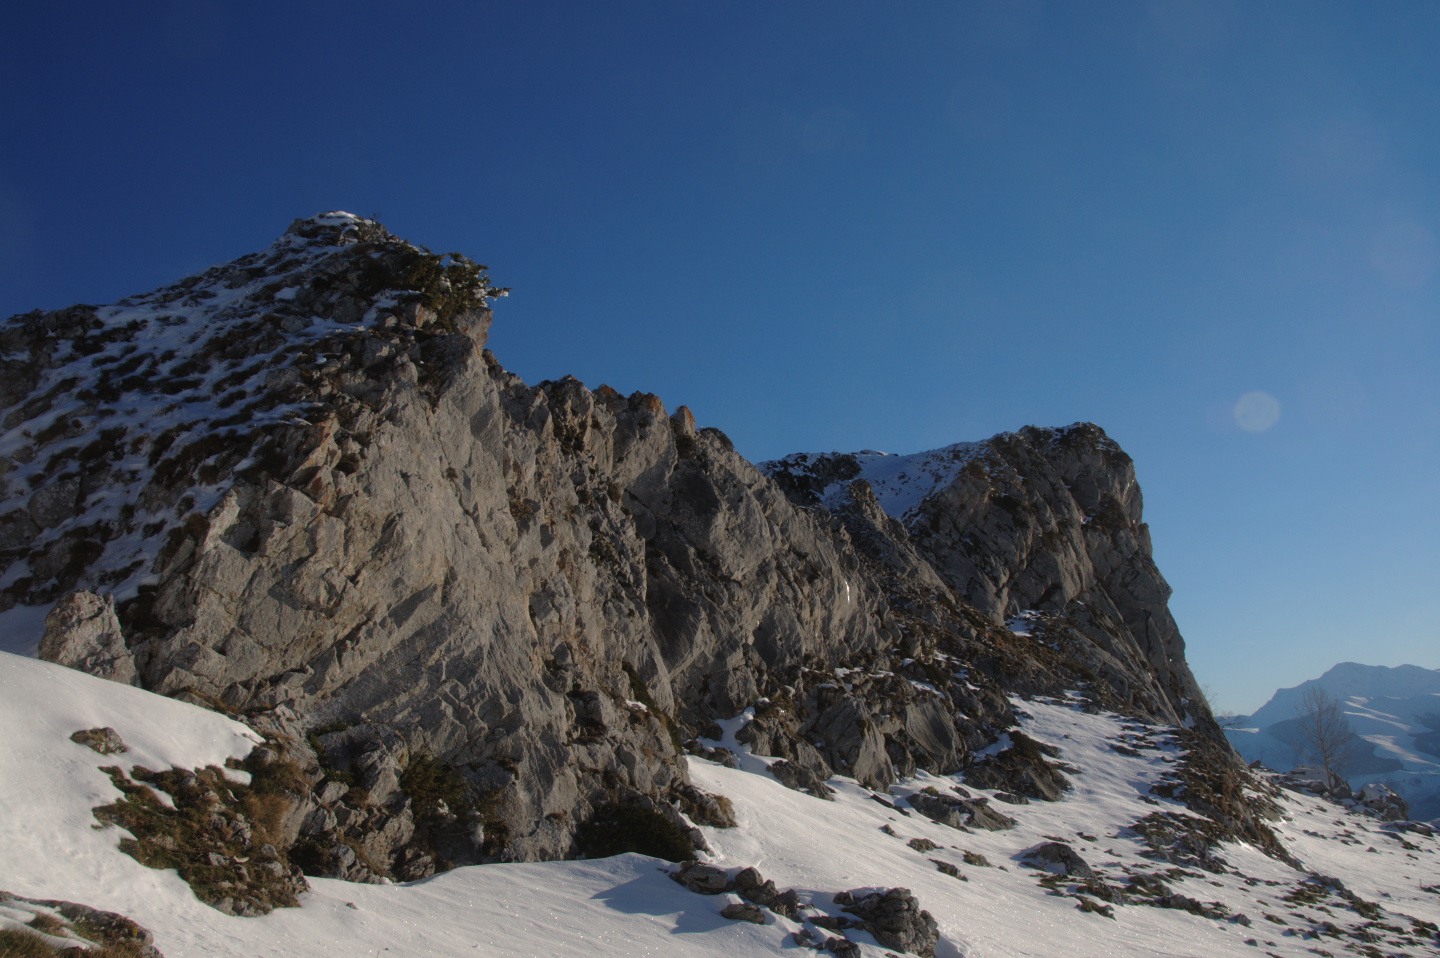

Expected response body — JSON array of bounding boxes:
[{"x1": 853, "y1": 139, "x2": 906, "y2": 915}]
[
  {"x1": 6, "y1": 650, "x2": 1439, "y2": 958},
  {"x1": 1227, "y1": 663, "x2": 1440, "y2": 821},
  {"x1": 761, "y1": 443, "x2": 984, "y2": 523}
]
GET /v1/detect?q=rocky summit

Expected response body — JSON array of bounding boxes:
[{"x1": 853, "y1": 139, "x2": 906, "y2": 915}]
[{"x1": 3, "y1": 213, "x2": 1242, "y2": 883}]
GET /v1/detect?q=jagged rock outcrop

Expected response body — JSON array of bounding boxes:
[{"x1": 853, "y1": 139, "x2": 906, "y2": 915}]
[
  {"x1": 763, "y1": 430, "x2": 1207, "y2": 726},
  {"x1": 1357, "y1": 783, "x2": 1409, "y2": 821},
  {"x1": 4, "y1": 212, "x2": 1228, "y2": 875},
  {"x1": 907, "y1": 789, "x2": 1015, "y2": 832}
]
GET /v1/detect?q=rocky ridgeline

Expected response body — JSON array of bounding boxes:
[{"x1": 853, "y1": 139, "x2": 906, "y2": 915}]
[
  {"x1": 763, "y1": 428, "x2": 1205, "y2": 728},
  {"x1": 4, "y1": 214, "x2": 1263, "y2": 898}
]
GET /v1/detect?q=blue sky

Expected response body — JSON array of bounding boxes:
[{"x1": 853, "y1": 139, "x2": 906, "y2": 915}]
[{"x1": 2, "y1": 1, "x2": 1436, "y2": 713}]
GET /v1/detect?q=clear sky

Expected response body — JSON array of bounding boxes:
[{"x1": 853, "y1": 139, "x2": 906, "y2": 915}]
[{"x1": 2, "y1": 2, "x2": 1436, "y2": 713}]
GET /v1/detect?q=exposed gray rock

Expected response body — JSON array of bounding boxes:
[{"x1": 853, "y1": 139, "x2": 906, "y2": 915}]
[
  {"x1": 906, "y1": 790, "x2": 1015, "y2": 832},
  {"x1": 769, "y1": 760, "x2": 835, "y2": 800},
  {"x1": 1020, "y1": 841, "x2": 1095, "y2": 878},
  {"x1": 732, "y1": 865, "x2": 801, "y2": 917},
  {"x1": 764, "y1": 426, "x2": 1210, "y2": 727},
  {"x1": 671, "y1": 861, "x2": 731, "y2": 894},
  {"x1": 966, "y1": 801, "x2": 1017, "y2": 831},
  {"x1": 720, "y1": 901, "x2": 766, "y2": 924},
  {"x1": 671, "y1": 782, "x2": 737, "y2": 828},
  {"x1": 1358, "y1": 783, "x2": 1409, "y2": 821},
  {"x1": 38, "y1": 591, "x2": 136, "y2": 685},
  {"x1": 839, "y1": 887, "x2": 940, "y2": 957},
  {"x1": 1279, "y1": 764, "x2": 1353, "y2": 801},
  {"x1": 964, "y1": 730, "x2": 1070, "y2": 801},
  {"x1": 28, "y1": 476, "x2": 81, "y2": 529}
]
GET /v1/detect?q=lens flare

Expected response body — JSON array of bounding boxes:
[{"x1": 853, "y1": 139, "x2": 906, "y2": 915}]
[{"x1": 1233, "y1": 391, "x2": 1280, "y2": 432}]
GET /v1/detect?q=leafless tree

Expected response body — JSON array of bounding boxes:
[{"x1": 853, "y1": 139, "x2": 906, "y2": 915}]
[{"x1": 1294, "y1": 686, "x2": 1353, "y2": 785}]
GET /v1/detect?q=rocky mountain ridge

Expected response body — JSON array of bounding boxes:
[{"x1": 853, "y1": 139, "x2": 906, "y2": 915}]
[{"x1": 2, "y1": 213, "x2": 1245, "y2": 887}]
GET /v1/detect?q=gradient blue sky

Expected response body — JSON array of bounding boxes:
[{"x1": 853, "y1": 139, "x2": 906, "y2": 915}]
[{"x1": 3, "y1": 2, "x2": 1436, "y2": 713}]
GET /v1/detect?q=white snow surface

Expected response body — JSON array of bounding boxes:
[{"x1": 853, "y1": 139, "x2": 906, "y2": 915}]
[
  {"x1": 5, "y1": 652, "x2": 1440, "y2": 957},
  {"x1": 765, "y1": 443, "x2": 985, "y2": 523}
]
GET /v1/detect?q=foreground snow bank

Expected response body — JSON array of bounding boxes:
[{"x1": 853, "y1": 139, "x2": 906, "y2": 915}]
[{"x1": 4, "y1": 652, "x2": 1440, "y2": 958}]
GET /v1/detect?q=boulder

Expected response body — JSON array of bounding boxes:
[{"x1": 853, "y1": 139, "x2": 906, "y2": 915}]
[
  {"x1": 1358, "y1": 783, "x2": 1409, "y2": 822},
  {"x1": 1020, "y1": 841, "x2": 1095, "y2": 879},
  {"x1": 906, "y1": 791, "x2": 1015, "y2": 832},
  {"x1": 671, "y1": 861, "x2": 731, "y2": 895},
  {"x1": 733, "y1": 866, "x2": 801, "y2": 918},
  {"x1": 769, "y1": 760, "x2": 834, "y2": 800},
  {"x1": 1280, "y1": 765, "x2": 1353, "y2": 799},
  {"x1": 964, "y1": 732, "x2": 1069, "y2": 801},
  {"x1": 720, "y1": 901, "x2": 766, "y2": 924},
  {"x1": 671, "y1": 783, "x2": 737, "y2": 828},
  {"x1": 840, "y1": 887, "x2": 940, "y2": 957},
  {"x1": 38, "y1": 591, "x2": 136, "y2": 686},
  {"x1": 69, "y1": 727, "x2": 127, "y2": 755}
]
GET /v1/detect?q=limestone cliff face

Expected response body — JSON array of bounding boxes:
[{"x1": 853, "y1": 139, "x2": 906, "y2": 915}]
[
  {"x1": 2, "y1": 214, "x2": 1219, "y2": 876},
  {"x1": 763, "y1": 426, "x2": 1205, "y2": 726}
]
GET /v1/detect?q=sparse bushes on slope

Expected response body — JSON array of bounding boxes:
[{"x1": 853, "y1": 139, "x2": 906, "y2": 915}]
[{"x1": 576, "y1": 803, "x2": 695, "y2": 862}]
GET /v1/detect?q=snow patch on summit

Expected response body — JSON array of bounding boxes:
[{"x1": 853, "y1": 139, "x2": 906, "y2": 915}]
[{"x1": 764, "y1": 441, "x2": 984, "y2": 522}]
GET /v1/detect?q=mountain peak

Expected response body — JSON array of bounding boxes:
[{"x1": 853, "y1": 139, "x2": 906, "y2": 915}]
[{"x1": 0, "y1": 215, "x2": 503, "y2": 614}]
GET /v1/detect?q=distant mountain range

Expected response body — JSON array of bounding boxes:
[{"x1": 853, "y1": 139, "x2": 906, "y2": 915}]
[{"x1": 1225, "y1": 662, "x2": 1440, "y2": 820}]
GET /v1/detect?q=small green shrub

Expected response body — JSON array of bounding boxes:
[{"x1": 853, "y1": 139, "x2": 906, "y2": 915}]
[
  {"x1": 396, "y1": 248, "x2": 505, "y2": 326},
  {"x1": 306, "y1": 724, "x2": 357, "y2": 788},
  {"x1": 286, "y1": 837, "x2": 329, "y2": 877},
  {"x1": 400, "y1": 754, "x2": 470, "y2": 821},
  {"x1": 576, "y1": 803, "x2": 694, "y2": 862},
  {"x1": 673, "y1": 431, "x2": 697, "y2": 460},
  {"x1": 91, "y1": 762, "x2": 305, "y2": 914}
]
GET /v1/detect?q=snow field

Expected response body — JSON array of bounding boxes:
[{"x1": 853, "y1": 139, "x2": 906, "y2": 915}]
[{"x1": 3, "y1": 651, "x2": 1439, "y2": 958}]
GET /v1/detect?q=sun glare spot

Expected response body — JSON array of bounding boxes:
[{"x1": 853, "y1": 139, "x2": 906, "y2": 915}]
[{"x1": 1233, "y1": 391, "x2": 1280, "y2": 432}]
